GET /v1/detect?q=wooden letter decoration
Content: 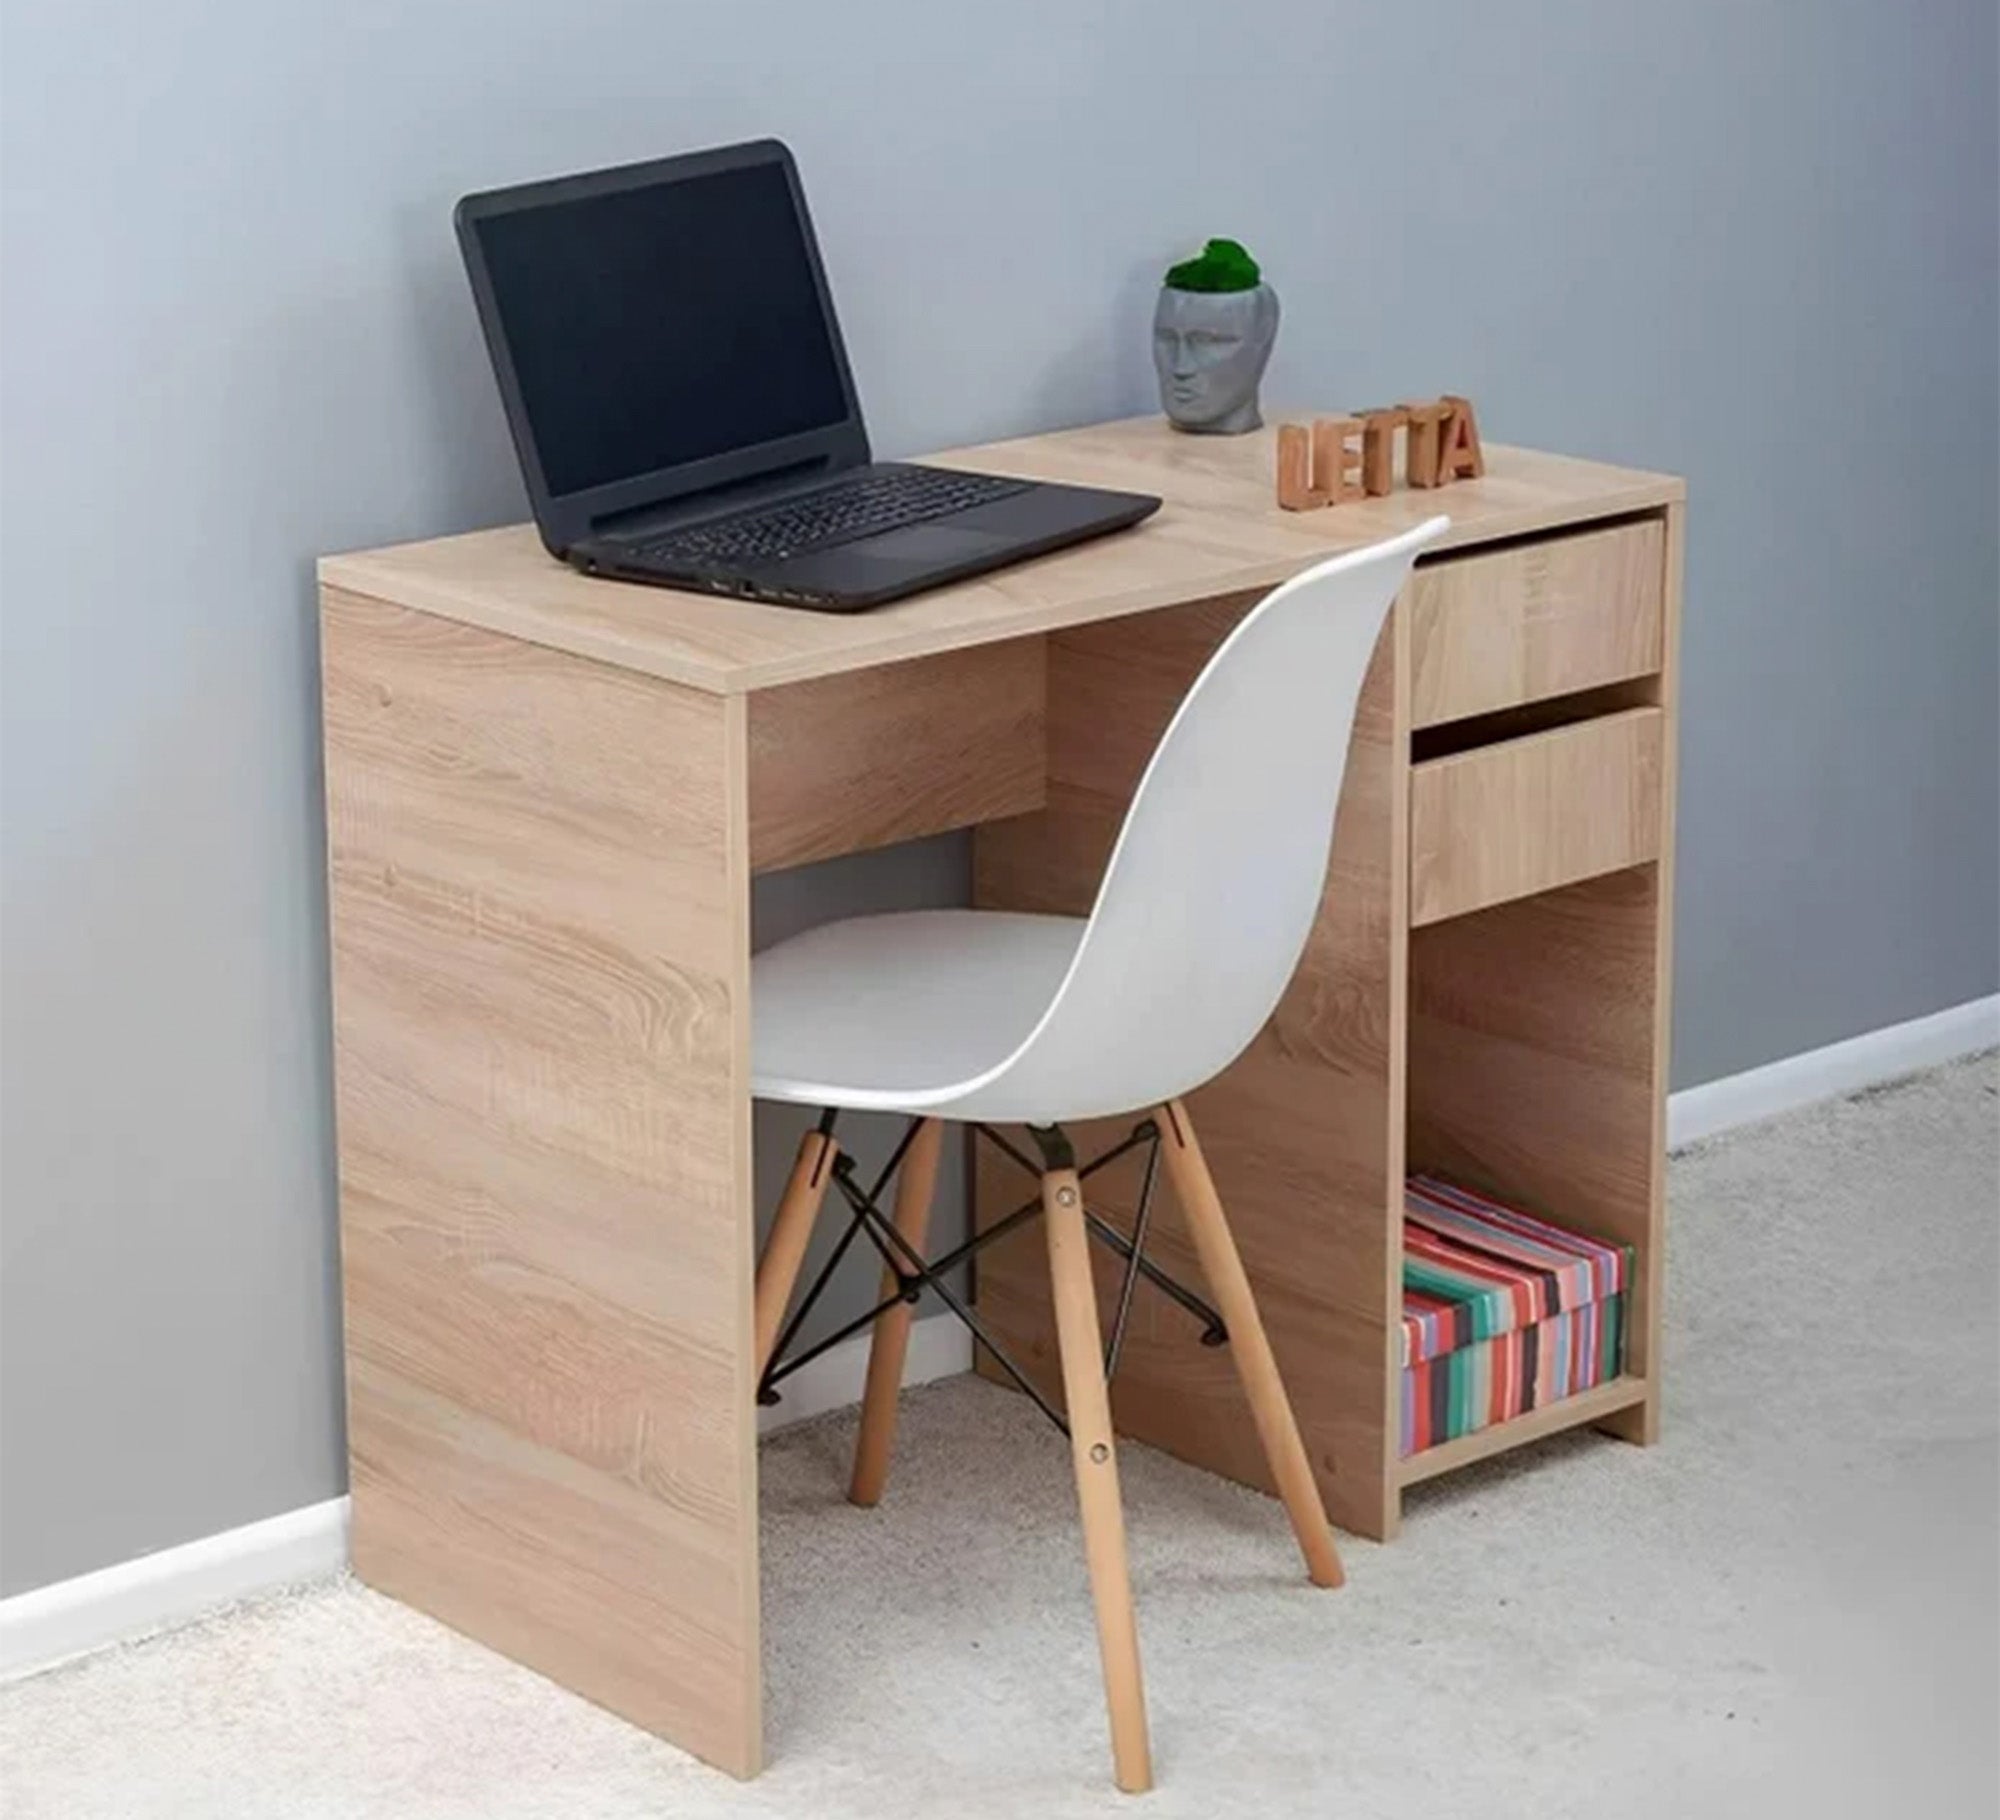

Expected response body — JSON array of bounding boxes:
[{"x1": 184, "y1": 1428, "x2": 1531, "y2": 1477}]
[
  {"x1": 1276, "y1": 423, "x2": 1325, "y2": 511},
  {"x1": 1273, "y1": 396, "x2": 1486, "y2": 510},
  {"x1": 1439, "y1": 395, "x2": 1485, "y2": 481},
  {"x1": 1359, "y1": 407, "x2": 1406, "y2": 497},
  {"x1": 1313, "y1": 417, "x2": 1366, "y2": 504},
  {"x1": 1402, "y1": 401, "x2": 1451, "y2": 489}
]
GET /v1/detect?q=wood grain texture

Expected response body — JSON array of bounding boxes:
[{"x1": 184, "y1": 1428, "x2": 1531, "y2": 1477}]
[
  {"x1": 1409, "y1": 519, "x2": 1664, "y2": 727},
  {"x1": 972, "y1": 597, "x2": 1407, "y2": 1542},
  {"x1": 1157, "y1": 1100, "x2": 1345, "y2": 1588},
  {"x1": 321, "y1": 588, "x2": 761, "y2": 1776},
  {"x1": 1598, "y1": 502, "x2": 1682, "y2": 1446},
  {"x1": 1042, "y1": 1165, "x2": 1153, "y2": 1794},
  {"x1": 753, "y1": 1130, "x2": 837, "y2": 1373},
  {"x1": 1409, "y1": 678, "x2": 1658, "y2": 764},
  {"x1": 1409, "y1": 707, "x2": 1664, "y2": 926},
  {"x1": 320, "y1": 443, "x2": 1683, "y2": 1697},
  {"x1": 1402, "y1": 401, "x2": 1450, "y2": 489},
  {"x1": 1361, "y1": 408, "x2": 1406, "y2": 497},
  {"x1": 847, "y1": 1117, "x2": 944, "y2": 1507},
  {"x1": 1313, "y1": 417, "x2": 1365, "y2": 503},
  {"x1": 1276, "y1": 423, "x2": 1324, "y2": 511},
  {"x1": 1397, "y1": 1376, "x2": 1648, "y2": 1486},
  {"x1": 1406, "y1": 867, "x2": 1664, "y2": 1426},
  {"x1": 319, "y1": 419, "x2": 1682, "y2": 696},
  {"x1": 747, "y1": 639, "x2": 1045, "y2": 873},
  {"x1": 1439, "y1": 396, "x2": 1486, "y2": 483},
  {"x1": 969, "y1": 516, "x2": 1678, "y2": 1529}
]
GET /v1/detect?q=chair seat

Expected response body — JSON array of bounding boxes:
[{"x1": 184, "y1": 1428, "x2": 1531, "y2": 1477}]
[{"x1": 752, "y1": 909, "x2": 1085, "y2": 1114}]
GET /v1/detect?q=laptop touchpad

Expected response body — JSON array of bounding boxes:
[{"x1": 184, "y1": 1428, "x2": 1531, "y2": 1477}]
[{"x1": 850, "y1": 522, "x2": 1013, "y2": 563}]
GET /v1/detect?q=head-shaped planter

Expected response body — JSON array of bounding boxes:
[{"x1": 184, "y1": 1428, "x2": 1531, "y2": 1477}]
[{"x1": 1154, "y1": 238, "x2": 1279, "y2": 435}]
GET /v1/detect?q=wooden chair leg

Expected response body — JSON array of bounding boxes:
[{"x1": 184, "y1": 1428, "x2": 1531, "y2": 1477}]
[
  {"x1": 1157, "y1": 1099, "x2": 1346, "y2": 1589},
  {"x1": 848, "y1": 1117, "x2": 945, "y2": 1507},
  {"x1": 1043, "y1": 1164, "x2": 1154, "y2": 1795},
  {"x1": 753, "y1": 1125, "x2": 839, "y2": 1377}
]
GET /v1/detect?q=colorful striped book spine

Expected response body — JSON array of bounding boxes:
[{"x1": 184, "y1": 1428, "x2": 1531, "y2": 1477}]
[{"x1": 1400, "y1": 1176, "x2": 1633, "y2": 1457}]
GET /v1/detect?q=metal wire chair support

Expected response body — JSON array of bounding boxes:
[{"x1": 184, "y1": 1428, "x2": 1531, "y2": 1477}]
[{"x1": 756, "y1": 1111, "x2": 1229, "y2": 1440}]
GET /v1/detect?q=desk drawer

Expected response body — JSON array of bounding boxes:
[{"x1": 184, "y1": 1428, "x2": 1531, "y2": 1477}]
[
  {"x1": 1410, "y1": 707, "x2": 1664, "y2": 925},
  {"x1": 1408, "y1": 520, "x2": 1664, "y2": 727}
]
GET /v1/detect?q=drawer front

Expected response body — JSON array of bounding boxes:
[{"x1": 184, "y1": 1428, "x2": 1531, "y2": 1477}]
[
  {"x1": 1410, "y1": 707, "x2": 1664, "y2": 925},
  {"x1": 1408, "y1": 520, "x2": 1664, "y2": 727}
]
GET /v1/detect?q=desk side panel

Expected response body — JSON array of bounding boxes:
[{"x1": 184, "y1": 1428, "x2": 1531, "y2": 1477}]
[
  {"x1": 321, "y1": 589, "x2": 759, "y2": 1774},
  {"x1": 972, "y1": 596, "x2": 1404, "y2": 1541}
]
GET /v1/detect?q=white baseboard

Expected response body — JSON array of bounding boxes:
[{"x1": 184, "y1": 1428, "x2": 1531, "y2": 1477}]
[
  {"x1": 10, "y1": 994, "x2": 1994, "y2": 1685},
  {"x1": 0, "y1": 1495, "x2": 352, "y2": 1683},
  {"x1": 757, "y1": 1305, "x2": 972, "y2": 1434},
  {"x1": 0, "y1": 1313, "x2": 972, "y2": 1684},
  {"x1": 1667, "y1": 993, "x2": 1999, "y2": 1149}
]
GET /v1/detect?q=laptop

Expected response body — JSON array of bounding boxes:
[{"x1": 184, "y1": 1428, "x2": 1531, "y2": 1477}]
[{"x1": 455, "y1": 140, "x2": 1161, "y2": 612}]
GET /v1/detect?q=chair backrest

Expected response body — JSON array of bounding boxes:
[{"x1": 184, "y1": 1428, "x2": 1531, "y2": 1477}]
[{"x1": 954, "y1": 516, "x2": 1449, "y2": 1123}]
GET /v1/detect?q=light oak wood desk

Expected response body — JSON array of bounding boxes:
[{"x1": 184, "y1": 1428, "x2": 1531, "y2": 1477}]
[{"x1": 319, "y1": 415, "x2": 1684, "y2": 1777}]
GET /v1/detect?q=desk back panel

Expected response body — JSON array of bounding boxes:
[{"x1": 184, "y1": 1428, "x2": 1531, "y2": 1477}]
[
  {"x1": 321, "y1": 590, "x2": 762, "y2": 1775},
  {"x1": 747, "y1": 639, "x2": 1046, "y2": 873}
]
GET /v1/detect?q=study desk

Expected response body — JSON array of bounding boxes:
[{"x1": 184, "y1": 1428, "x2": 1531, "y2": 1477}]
[{"x1": 319, "y1": 415, "x2": 1684, "y2": 1777}]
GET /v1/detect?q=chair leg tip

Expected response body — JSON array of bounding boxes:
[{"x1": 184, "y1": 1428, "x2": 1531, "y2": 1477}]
[{"x1": 1305, "y1": 1535, "x2": 1346, "y2": 1588}]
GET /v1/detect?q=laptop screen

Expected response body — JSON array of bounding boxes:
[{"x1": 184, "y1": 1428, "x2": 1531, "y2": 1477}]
[{"x1": 467, "y1": 159, "x2": 852, "y2": 499}]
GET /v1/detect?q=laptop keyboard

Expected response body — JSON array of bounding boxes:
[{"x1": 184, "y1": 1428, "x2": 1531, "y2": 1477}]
[{"x1": 626, "y1": 467, "x2": 1032, "y2": 569}]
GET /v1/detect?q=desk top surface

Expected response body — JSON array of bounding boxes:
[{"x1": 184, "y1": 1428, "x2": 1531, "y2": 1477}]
[{"x1": 320, "y1": 415, "x2": 1682, "y2": 696}]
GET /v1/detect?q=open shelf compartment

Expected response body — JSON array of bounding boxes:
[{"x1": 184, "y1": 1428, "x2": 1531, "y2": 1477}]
[
  {"x1": 1400, "y1": 864, "x2": 1668, "y2": 1495},
  {"x1": 1399, "y1": 1172, "x2": 1637, "y2": 1462}
]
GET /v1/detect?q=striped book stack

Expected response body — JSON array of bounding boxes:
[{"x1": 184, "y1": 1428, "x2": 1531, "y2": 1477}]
[{"x1": 1401, "y1": 1175, "x2": 1632, "y2": 1458}]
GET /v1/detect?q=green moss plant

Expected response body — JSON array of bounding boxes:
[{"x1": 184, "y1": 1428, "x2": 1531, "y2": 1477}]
[{"x1": 1163, "y1": 237, "x2": 1262, "y2": 293}]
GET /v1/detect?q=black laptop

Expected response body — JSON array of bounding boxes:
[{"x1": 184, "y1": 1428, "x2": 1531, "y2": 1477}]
[{"x1": 455, "y1": 140, "x2": 1160, "y2": 612}]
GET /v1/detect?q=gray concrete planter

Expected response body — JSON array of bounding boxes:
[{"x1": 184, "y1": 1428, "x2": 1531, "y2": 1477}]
[{"x1": 1153, "y1": 282, "x2": 1280, "y2": 434}]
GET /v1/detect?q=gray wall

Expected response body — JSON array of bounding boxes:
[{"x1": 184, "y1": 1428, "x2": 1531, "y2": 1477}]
[{"x1": 2, "y1": 0, "x2": 1994, "y2": 1596}]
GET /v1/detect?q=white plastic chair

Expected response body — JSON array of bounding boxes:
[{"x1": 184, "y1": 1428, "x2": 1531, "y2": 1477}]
[{"x1": 751, "y1": 516, "x2": 1449, "y2": 1792}]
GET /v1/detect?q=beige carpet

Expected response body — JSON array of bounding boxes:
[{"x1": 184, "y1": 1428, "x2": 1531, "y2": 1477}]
[{"x1": 6, "y1": 1055, "x2": 1996, "y2": 1819}]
